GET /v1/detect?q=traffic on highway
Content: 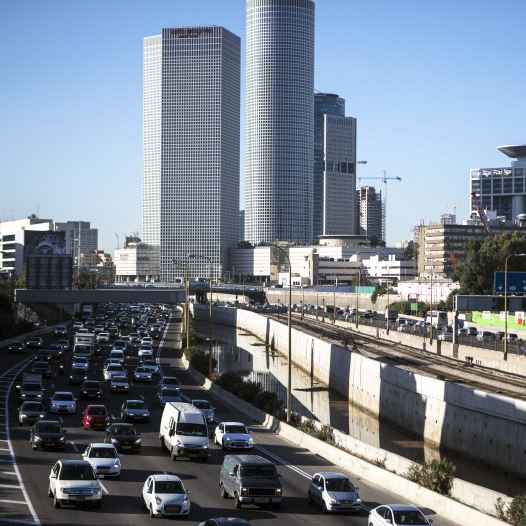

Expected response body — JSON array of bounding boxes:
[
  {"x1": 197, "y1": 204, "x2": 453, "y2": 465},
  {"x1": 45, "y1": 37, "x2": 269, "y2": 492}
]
[{"x1": 0, "y1": 303, "x2": 458, "y2": 525}]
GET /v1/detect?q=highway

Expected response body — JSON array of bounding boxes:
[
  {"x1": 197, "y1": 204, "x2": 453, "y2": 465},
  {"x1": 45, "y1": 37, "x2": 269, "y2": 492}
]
[{"x1": 0, "y1": 318, "x2": 459, "y2": 526}]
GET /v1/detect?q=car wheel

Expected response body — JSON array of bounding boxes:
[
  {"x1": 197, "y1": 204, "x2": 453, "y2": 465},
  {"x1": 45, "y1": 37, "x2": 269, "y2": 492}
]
[
  {"x1": 171, "y1": 448, "x2": 177, "y2": 461},
  {"x1": 321, "y1": 500, "x2": 328, "y2": 513},
  {"x1": 220, "y1": 483, "x2": 228, "y2": 499},
  {"x1": 307, "y1": 491, "x2": 313, "y2": 504},
  {"x1": 222, "y1": 438, "x2": 227, "y2": 450},
  {"x1": 234, "y1": 492, "x2": 242, "y2": 509},
  {"x1": 53, "y1": 494, "x2": 61, "y2": 508},
  {"x1": 48, "y1": 486, "x2": 53, "y2": 498}
]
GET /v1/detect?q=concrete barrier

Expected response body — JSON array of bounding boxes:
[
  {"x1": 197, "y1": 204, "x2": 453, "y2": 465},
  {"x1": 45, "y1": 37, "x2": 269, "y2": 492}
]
[{"x1": 180, "y1": 351, "x2": 510, "y2": 525}]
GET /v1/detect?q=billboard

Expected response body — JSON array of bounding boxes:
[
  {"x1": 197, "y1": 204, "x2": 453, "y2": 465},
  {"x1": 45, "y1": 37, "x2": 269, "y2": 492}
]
[
  {"x1": 24, "y1": 231, "x2": 72, "y2": 289},
  {"x1": 24, "y1": 230, "x2": 66, "y2": 256}
]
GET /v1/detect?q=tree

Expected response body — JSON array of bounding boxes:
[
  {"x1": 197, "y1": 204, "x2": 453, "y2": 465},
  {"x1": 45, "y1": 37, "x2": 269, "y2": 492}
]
[{"x1": 453, "y1": 232, "x2": 526, "y2": 295}]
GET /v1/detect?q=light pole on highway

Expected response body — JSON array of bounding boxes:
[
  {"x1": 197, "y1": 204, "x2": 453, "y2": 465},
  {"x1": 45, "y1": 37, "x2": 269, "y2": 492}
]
[
  {"x1": 173, "y1": 258, "x2": 191, "y2": 350},
  {"x1": 265, "y1": 243, "x2": 292, "y2": 423},
  {"x1": 504, "y1": 253, "x2": 526, "y2": 361},
  {"x1": 188, "y1": 254, "x2": 214, "y2": 377}
]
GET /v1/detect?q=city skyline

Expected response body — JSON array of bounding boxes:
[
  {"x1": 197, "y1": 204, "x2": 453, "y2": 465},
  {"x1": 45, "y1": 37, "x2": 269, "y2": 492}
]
[{"x1": 2, "y1": 0, "x2": 525, "y2": 251}]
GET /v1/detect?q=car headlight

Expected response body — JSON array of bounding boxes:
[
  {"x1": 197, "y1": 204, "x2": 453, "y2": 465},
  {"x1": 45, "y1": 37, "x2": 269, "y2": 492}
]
[
  {"x1": 58, "y1": 436, "x2": 65, "y2": 442},
  {"x1": 34, "y1": 436, "x2": 43, "y2": 442},
  {"x1": 248, "y1": 437, "x2": 254, "y2": 444},
  {"x1": 275, "y1": 488, "x2": 282, "y2": 496},
  {"x1": 94, "y1": 487, "x2": 102, "y2": 496},
  {"x1": 225, "y1": 436, "x2": 232, "y2": 442},
  {"x1": 328, "y1": 497, "x2": 337, "y2": 504},
  {"x1": 39, "y1": 413, "x2": 45, "y2": 418},
  {"x1": 112, "y1": 460, "x2": 120, "y2": 468},
  {"x1": 20, "y1": 413, "x2": 27, "y2": 418},
  {"x1": 111, "y1": 439, "x2": 119, "y2": 444},
  {"x1": 176, "y1": 439, "x2": 183, "y2": 446},
  {"x1": 134, "y1": 438, "x2": 141, "y2": 444},
  {"x1": 155, "y1": 496, "x2": 162, "y2": 505},
  {"x1": 142, "y1": 413, "x2": 149, "y2": 417},
  {"x1": 51, "y1": 403, "x2": 58, "y2": 407},
  {"x1": 241, "y1": 487, "x2": 248, "y2": 496},
  {"x1": 355, "y1": 498, "x2": 362, "y2": 504}
]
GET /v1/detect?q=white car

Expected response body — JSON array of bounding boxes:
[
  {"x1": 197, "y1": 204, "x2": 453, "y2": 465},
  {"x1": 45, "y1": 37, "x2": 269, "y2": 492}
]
[
  {"x1": 103, "y1": 363, "x2": 126, "y2": 382},
  {"x1": 109, "y1": 350, "x2": 125, "y2": 364},
  {"x1": 214, "y1": 422, "x2": 254, "y2": 450},
  {"x1": 82, "y1": 443, "x2": 121, "y2": 479},
  {"x1": 307, "y1": 472, "x2": 361, "y2": 513},
  {"x1": 49, "y1": 392, "x2": 77, "y2": 414},
  {"x1": 140, "y1": 360, "x2": 159, "y2": 376},
  {"x1": 138, "y1": 346, "x2": 153, "y2": 360},
  {"x1": 97, "y1": 332, "x2": 110, "y2": 344},
  {"x1": 72, "y1": 356, "x2": 89, "y2": 372},
  {"x1": 72, "y1": 321, "x2": 84, "y2": 331},
  {"x1": 368, "y1": 504, "x2": 431, "y2": 526},
  {"x1": 142, "y1": 474, "x2": 190, "y2": 518},
  {"x1": 141, "y1": 336, "x2": 154, "y2": 345},
  {"x1": 48, "y1": 459, "x2": 102, "y2": 508}
]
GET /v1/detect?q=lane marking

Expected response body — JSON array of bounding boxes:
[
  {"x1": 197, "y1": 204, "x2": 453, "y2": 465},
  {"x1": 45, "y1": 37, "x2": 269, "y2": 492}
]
[
  {"x1": 100, "y1": 482, "x2": 109, "y2": 495},
  {"x1": 70, "y1": 441, "x2": 79, "y2": 453},
  {"x1": 0, "y1": 482, "x2": 21, "y2": 489},
  {"x1": 0, "y1": 447, "x2": 10, "y2": 451},
  {"x1": 1, "y1": 471, "x2": 17, "y2": 475},
  {"x1": 0, "y1": 498, "x2": 28, "y2": 505}
]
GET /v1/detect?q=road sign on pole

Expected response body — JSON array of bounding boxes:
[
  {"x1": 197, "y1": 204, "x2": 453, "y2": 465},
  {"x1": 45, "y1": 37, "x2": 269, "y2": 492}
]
[{"x1": 494, "y1": 271, "x2": 526, "y2": 295}]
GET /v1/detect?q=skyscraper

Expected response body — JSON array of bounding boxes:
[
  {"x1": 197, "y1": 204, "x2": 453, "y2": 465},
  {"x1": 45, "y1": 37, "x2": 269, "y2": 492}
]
[
  {"x1": 245, "y1": 0, "x2": 315, "y2": 245},
  {"x1": 314, "y1": 93, "x2": 356, "y2": 238},
  {"x1": 142, "y1": 27, "x2": 240, "y2": 280},
  {"x1": 356, "y1": 186, "x2": 383, "y2": 241}
]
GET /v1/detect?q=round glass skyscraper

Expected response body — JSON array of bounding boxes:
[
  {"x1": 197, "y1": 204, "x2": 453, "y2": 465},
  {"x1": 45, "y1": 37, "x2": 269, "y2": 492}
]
[{"x1": 245, "y1": 0, "x2": 315, "y2": 245}]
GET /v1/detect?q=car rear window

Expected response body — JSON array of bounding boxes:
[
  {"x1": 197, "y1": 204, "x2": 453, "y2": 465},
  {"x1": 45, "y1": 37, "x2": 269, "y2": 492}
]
[
  {"x1": 88, "y1": 407, "x2": 107, "y2": 415},
  {"x1": 36, "y1": 423, "x2": 61, "y2": 433}
]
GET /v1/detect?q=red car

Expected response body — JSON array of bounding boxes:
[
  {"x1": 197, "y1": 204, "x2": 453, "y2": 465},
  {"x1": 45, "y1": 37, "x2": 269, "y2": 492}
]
[{"x1": 82, "y1": 404, "x2": 110, "y2": 430}]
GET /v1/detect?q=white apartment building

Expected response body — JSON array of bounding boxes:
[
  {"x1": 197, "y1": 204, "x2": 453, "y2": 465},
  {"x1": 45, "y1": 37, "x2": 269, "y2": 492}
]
[
  {"x1": 0, "y1": 216, "x2": 54, "y2": 276},
  {"x1": 142, "y1": 26, "x2": 240, "y2": 281},
  {"x1": 362, "y1": 254, "x2": 417, "y2": 283},
  {"x1": 114, "y1": 243, "x2": 160, "y2": 283}
]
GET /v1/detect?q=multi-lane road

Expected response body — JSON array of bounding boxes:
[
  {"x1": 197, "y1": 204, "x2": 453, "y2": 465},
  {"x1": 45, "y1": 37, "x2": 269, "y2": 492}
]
[{"x1": 0, "y1": 318, "x2": 459, "y2": 526}]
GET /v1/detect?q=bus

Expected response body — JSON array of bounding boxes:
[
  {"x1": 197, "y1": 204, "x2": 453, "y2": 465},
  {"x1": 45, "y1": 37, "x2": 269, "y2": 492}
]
[{"x1": 425, "y1": 310, "x2": 448, "y2": 328}]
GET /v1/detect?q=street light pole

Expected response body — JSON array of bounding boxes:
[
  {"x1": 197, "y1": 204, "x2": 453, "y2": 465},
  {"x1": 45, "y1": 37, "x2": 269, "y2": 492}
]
[
  {"x1": 333, "y1": 278, "x2": 336, "y2": 324},
  {"x1": 355, "y1": 267, "x2": 360, "y2": 329},
  {"x1": 504, "y1": 253, "x2": 526, "y2": 361}
]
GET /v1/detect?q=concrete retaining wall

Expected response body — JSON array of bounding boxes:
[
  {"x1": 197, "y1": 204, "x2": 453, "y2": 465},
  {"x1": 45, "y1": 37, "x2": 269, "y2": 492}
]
[
  {"x1": 180, "y1": 350, "x2": 510, "y2": 524},
  {"x1": 193, "y1": 305, "x2": 526, "y2": 482}
]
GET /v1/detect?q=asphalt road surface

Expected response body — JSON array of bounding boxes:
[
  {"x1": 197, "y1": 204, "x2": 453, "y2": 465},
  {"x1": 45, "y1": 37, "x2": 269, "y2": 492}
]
[{"x1": 0, "y1": 319, "x2": 459, "y2": 526}]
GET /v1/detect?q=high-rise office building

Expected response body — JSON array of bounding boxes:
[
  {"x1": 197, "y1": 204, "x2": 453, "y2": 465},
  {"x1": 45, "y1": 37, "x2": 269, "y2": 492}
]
[
  {"x1": 314, "y1": 93, "x2": 356, "y2": 238},
  {"x1": 245, "y1": 0, "x2": 315, "y2": 245},
  {"x1": 470, "y1": 145, "x2": 526, "y2": 221},
  {"x1": 55, "y1": 221, "x2": 98, "y2": 267},
  {"x1": 142, "y1": 27, "x2": 240, "y2": 281},
  {"x1": 356, "y1": 186, "x2": 383, "y2": 241}
]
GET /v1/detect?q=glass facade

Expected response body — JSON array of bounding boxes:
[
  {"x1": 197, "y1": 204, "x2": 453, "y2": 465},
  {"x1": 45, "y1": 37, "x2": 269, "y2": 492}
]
[{"x1": 245, "y1": 0, "x2": 315, "y2": 245}]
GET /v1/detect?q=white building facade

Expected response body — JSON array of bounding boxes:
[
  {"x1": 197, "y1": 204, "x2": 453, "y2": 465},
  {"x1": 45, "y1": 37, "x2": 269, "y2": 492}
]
[
  {"x1": 114, "y1": 243, "x2": 160, "y2": 283},
  {"x1": 142, "y1": 26, "x2": 240, "y2": 281},
  {"x1": 245, "y1": 0, "x2": 315, "y2": 245}
]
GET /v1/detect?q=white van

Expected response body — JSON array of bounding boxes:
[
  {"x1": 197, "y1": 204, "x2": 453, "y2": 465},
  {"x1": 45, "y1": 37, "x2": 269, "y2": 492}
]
[{"x1": 159, "y1": 402, "x2": 209, "y2": 461}]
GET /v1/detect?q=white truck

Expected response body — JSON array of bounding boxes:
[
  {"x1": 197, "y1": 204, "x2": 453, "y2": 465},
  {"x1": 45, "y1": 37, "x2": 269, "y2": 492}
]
[
  {"x1": 159, "y1": 402, "x2": 209, "y2": 462},
  {"x1": 73, "y1": 333, "x2": 96, "y2": 360}
]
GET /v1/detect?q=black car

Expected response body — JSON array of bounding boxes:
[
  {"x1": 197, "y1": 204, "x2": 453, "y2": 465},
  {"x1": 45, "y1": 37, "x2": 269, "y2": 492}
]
[
  {"x1": 69, "y1": 366, "x2": 88, "y2": 385},
  {"x1": 31, "y1": 360, "x2": 53, "y2": 378},
  {"x1": 80, "y1": 380, "x2": 103, "y2": 400},
  {"x1": 104, "y1": 423, "x2": 141, "y2": 453},
  {"x1": 30, "y1": 420, "x2": 66, "y2": 450},
  {"x1": 8, "y1": 340, "x2": 25, "y2": 354},
  {"x1": 26, "y1": 336, "x2": 43, "y2": 349},
  {"x1": 54, "y1": 325, "x2": 67, "y2": 337},
  {"x1": 34, "y1": 349, "x2": 53, "y2": 362},
  {"x1": 47, "y1": 344, "x2": 64, "y2": 359}
]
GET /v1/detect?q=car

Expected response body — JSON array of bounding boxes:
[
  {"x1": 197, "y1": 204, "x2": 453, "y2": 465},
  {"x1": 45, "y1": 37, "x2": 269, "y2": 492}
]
[
  {"x1": 80, "y1": 380, "x2": 103, "y2": 400},
  {"x1": 56, "y1": 339, "x2": 70, "y2": 352},
  {"x1": 192, "y1": 399, "x2": 215, "y2": 423},
  {"x1": 76, "y1": 327, "x2": 90, "y2": 335},
  {"x1": 49, "y1": 391, "x2": 77, "y2": 414},
  {"x1": 133, "y1": 366, "x2": 153, "y2": 383},
  {"x1": 47, "y1": 343, "x2": 64, "y2": 359},
  {"x1": 467, "y1": 326, "x2": 478, "y2": 336},
  {"x1": 138, "y1": 343, "x2": 154, "y2": 359},
  {"x1": 72, "y1": 321, "x2": 84, "y2": 330},
  {"x1": 72, "y1": 356, "x2": 89, "y2": 371},
  {"x1": 97, "y1": 332, "x2": 110, "y2": 344},
  {"x1": 82, "y1": 404, "x2": 110, "y2": 430},
  {"x1": 109, "y1": 349, "x2": 125, "y2": 364},
  {"x1": 69, "y1": 366, "x2": 88, "y2": 385},
  {"x1": 142, "y1": 474, "x2": 190, "y2": 518},
  {"x1": 54, "y1": 325, "x2": 67, "y2": 337},
  {"x1": 104, "y1": 422, "x2": 141, "y2": 452},
  {"x1": 48, "y1": 459, "x2": 102, "y2": 508},
  {"x1": 111, "y1": 375, "x2": 130, "y2": 393},
  {"x1": 82, "y1": 443, "x2": 121, "y2": 479},
  {"x1": 26, "y1": 336, "x2": 44, "y2": 349},
  {"x1": 368, "y1": 504, "x2": 431, "y2": 525},
  {"x1": 477, "y1": 330, "x2": 495, "y2": 342},
  {"x1": 157, "y1": 387, "x2": 183, "y2": 407},
  {"x1": 30, "y1": 420, "x2": 67, "y2": 450},
  {"x1": 140, "y1": 359, "x2": 160, "y2": 375},
  {"x1": 198, "y1": 520, "x2": 251, "y2": 526},
  {"x1": 103, "y1": 363, "x2": 126, "y2": 382},
  {"x1": 8, "y1": 340, "x2": 26, "y2": 354},
  {"x1": 307, "y1": 471, "x2": 361, "y2": 513},
  {"x1": 31, "y1": 360, "x2": 53, "y2": 378},
  {"x1": 108, "y1": 326, "x2": 120, "y2": 338},
  {"x1": 121, "y1": 399, "x2": 150, "y2": 422},
  {"x1": 19, "y1": 401, "x2": 46, "y2": 425},
  {"x1": 160, "y1": 376, "x2": 180, "y2": 389},
  {"x1": 129, "y1": 333, "x2": 140, "y2": 345},
  {"x1": 141, "y1": 336, "x2": 154, "y2": 345},
  {"x1": 214, "y1": 422, "x2": 253, "y2": 450},
  {"x1": 508, "y1": 333, "x2": 519, "y2": 342},
  {"x1": 35, "y1": 348, "x2": 54, "y2": 361}
]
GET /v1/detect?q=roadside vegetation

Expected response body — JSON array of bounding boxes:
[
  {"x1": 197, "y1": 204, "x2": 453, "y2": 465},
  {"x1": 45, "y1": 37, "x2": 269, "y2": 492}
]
[
  {"x1": 405, "y1": 458, "x2": 456, "y2": 496},
  {"x1": 496, "y1": 495, "x2": 526, "y2": 526}
]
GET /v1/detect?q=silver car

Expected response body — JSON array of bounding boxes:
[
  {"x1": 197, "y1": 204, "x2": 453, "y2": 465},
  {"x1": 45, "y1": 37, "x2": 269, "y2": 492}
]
[
  {"x1": 19, "y1": 401, "x2": 46, "y2": 425},
  {"x1": 121, "y1": 400, "x2": 150, "y2": 422},
  {"x1": 192, "y1": 400, "x2": 214, "y2": 423},
  {"x1": 133, "y1": 366, "x2": 153, "y2": 383},
  {"x1": 308, "y1": 472, "x2": 361, "y2": 513}
]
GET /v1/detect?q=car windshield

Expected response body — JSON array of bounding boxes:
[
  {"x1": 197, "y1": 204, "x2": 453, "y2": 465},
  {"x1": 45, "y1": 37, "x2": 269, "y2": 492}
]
[
  {"x1": 89, "y1": 447, "x2": 116, "y2": 458},
  {"x1": 127, "y1": 401, "x2": 146, "y2": 409},
  {"x1": 108, "y1": 365, "x2": 123, "y2": 371},
  {"x1": 23, "y1": 384, "x2": 41, "y2": 392},
  {"x1": 112, "y1": 376, "x2": 127, "y2": 383},
  {"x1": 325, "y1": 478, "x2": 354, "y2": 492},
  {"x1": 193, "y1": 401, "x2": 211, "y2": 410},
  {"x1": 36, "y1": 423, "x2": 61, "y2": 433},
  {"x1": 393, "y1": 510, "x2": 428, "y2": 525},
  {"x1": 112, "y1": 425, "x2": 136, "y2": 436},
  {"x1": 240, "y1": 465, "x2": 277, "y2": 478},
  {"x1": 155, "y1": 481, "x2": 184, "y2": 494},
  {"x1": 161, "y1": 389, "x2": 180, "y2": 397},
  {"x1": 54, "y1": 393, "x2": 74, "y2": 401},
  {"x1": 71, "y1": 367, "x2": 85, "y2": 373},
  {"x1": 176, "y1": 423, "x2": 207, "y2": 437},
  {"x1": 143, "y1": 361, "x2": 156, "y2": 366},
  {"x1": 22, "y1": 402, "x2": 42, "y2": 411},
  {"x1": 59, "y1": 464, "x2": 96, "y2": 481},
  {"x1": 136, "y1": 368, "x2": 149, "y2": 373},
  {"x1": 74, "y1": 358, "x2": 87, "y2": 363},
  {"x1": 163, "y1": 378, "x2": 179, "y2": 385},
  {"x1": 88, "y1": 407, "x2": 107, "y2": 415},
  {"x1": 225, "y1": 425, "x2": 248, "y2": 434},
  {"x1": 84, "y1": 382, "x2": 99, "y2": 388}
]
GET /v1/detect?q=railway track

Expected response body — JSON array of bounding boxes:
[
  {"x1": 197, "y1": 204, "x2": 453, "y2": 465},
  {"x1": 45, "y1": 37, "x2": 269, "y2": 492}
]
[{"x1": 266, "y1": 313, "x2": 526, "y2": 401}]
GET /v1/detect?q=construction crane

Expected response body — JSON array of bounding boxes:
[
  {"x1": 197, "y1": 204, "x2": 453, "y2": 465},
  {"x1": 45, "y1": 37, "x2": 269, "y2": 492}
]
[
  {"x1": 470, "y1": 192, "x2": 492, "y2": 236},
  {"x1": 358, "y1": 171, "x2": 402, "y2": 242}
]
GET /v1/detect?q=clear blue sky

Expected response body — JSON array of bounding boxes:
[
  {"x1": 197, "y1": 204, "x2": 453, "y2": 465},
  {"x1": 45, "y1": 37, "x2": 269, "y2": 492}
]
[{"x1": 2, "y1": 0, "x2": 525, "y2": 252}]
